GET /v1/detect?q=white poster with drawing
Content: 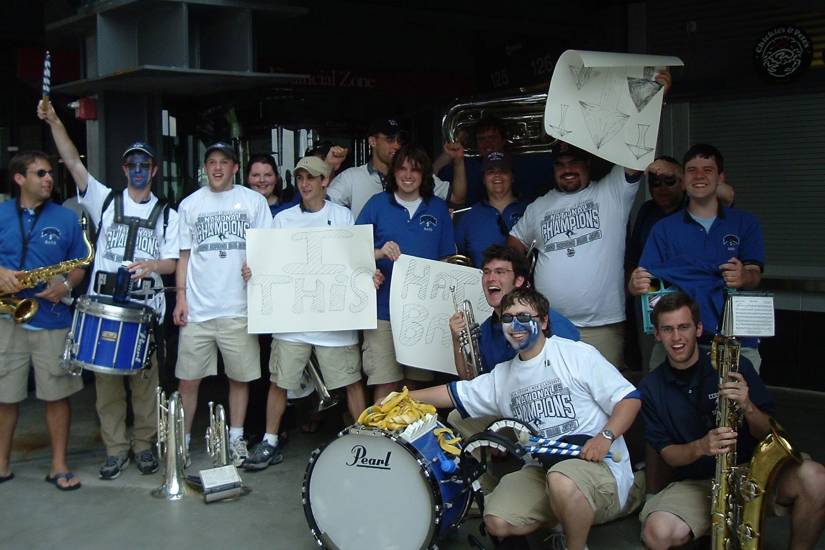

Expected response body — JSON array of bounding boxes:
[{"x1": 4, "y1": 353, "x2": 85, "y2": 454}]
[
  {"x1": 389, "y1": 255, "x2": 493, "y2": 375},
  {"x1": 246, "y1": 226, "x2": 377, "y2": 333},
  {"x1": 544, "y1": 50, "x2": 684, "y2": 171}
]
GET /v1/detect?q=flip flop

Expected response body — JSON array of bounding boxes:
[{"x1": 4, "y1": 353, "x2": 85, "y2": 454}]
[
  {"x1": 44, "y1": 472, "x2": 82, "y2": 491},
  {"x1": 0, "y1": 473, "x2": 13, "y2": 483}
]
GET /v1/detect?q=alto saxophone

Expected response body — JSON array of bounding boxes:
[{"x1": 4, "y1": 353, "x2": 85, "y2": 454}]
[
  {"x1": 710, "y1": 336, "x2": 802, "y2": 550},
  {"x1": 0, "y1": 218, "x2": 94, "y2": 323},
  {"x1": 449, "y1": 285, "x2": 483, "y2": 379}
]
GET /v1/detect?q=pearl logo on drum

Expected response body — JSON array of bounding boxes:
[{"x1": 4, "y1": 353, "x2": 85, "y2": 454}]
[{"x1": 345, "y1": 444, "x2": 392, "y2": 470}]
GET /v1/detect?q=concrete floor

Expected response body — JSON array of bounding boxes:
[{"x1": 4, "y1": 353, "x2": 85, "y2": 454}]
[{"x1": 1, "y1": 382, "x2": 824, "y2": 550}]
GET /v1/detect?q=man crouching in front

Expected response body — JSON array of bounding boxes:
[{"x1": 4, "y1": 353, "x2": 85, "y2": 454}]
[{"x1": 409, "y1": 287, "x2": 642, "y2": 549}]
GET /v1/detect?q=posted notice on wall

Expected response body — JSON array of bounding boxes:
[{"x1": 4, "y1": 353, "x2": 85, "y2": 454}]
[
  {"x1": 544, "y1": 50, "x2": 683, "y2": 171},
  {"x1": 389, "y1": 255, "x2": 492, "y2": 375},
  {"x1": 246, "y1": 226, "x2": 377, "y2": 334}
]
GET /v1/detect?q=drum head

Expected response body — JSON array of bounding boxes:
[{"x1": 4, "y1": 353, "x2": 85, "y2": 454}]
[{"x1": 305, "y1": 430, "x2": 437, "y2": 550}]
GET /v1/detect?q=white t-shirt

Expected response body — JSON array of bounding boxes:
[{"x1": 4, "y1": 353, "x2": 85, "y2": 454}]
[
  {"x1": 453, "y1": 336, "x2": 636, "y2": 509},
  {"x1": 327, "y1": 162, "x2": 450, "y2": 220},
  {"x1": 178, "y1": 185, "x2": 271, "y2": 322},
  {"x1": 79, "y1": 175, "x2": 180, "y2": 320},
  {"x1": 510, "y1": 165, "x2": 638, "y2": 326},
  {"x1": 271, "y1": 200, "x2": 358, "y2": 347}
]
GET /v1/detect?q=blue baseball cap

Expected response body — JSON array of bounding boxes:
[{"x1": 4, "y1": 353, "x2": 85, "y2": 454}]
[
  {"x1": 122, "y1": 141, "x2": 156, "y2": 161},
  {"x1": 204, "y1": 141, "x2": 239, "y2": 163}
]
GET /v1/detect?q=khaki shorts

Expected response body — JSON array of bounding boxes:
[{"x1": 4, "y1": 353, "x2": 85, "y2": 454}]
[
  {"x1": 639, "y1": 479, "x2": 713, "y2": 537},
  {"x1": 0, "y1": 319, "x2": 83, "y2": 402},
  {"x1": 485, "y1": 459, "x2": 638, "y2": 528},
  {"x1": 361, "y1": 320, "x2": 433, "y2": 385},
  {"x1": 270, "y1": 339, "x2": 362, "y2": 391},
  {"x1": 578, "y1": 322, "x2": 625, "y2": 370},
  {"x1": 176, "y1": 317, "x2": 260, "y2": 382}
]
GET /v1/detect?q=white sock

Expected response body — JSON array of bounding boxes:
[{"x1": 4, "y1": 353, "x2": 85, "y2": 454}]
[
  {"x1": 229, "y1": 426, "x2": 244, "y2": 443},
  {"x1": 263, "y1": 433, "x2": 278, "y2": 447}
]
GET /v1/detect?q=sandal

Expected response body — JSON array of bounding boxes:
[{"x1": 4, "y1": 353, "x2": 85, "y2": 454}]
[{"x1": 45, "y1": 471, "x2": 82, "y2": 491}]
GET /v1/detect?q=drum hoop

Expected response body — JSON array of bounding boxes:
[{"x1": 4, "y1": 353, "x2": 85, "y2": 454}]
[
  {"x1": 302, "y1": 425, "x2": 445, "y2": 549},
  {"x1": 70, "y1": 360, "x2": 145, "y2": 375},
  {"x1": 77, "y1": 296, "x2": 155, "y2": 323}
]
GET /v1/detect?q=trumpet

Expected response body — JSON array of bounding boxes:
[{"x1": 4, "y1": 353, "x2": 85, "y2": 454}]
[
  {"x1": 307, "y1": 352, "x2": 340, "y2": 412},
  {"x1": 205, "y1": 401, "x2": 229, "y2": 467},
  {"x1": 152, "y1": 387, "x2": 194, "y2": 500},
  {"x1": 450, "y1": 285, "x2": 483, "y2": 379}
]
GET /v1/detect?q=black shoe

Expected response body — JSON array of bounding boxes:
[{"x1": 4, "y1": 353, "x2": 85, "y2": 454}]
[
  {"x1": 99, "y1": 455, "x2": 129, "y2": 480},
  {"x1": 135, "y1": 449, "x2": 159, "y2": 474},
  {"x1": 242, "y1": 441, "x2": 283, "y2": 471}
]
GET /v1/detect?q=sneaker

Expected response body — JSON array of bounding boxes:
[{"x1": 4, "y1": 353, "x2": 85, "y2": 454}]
[
  {"x1": 135, "y1": 449, "x2": 159, "y2": 475},
  {"x1": 242, "y1": 441, "x2": 283, "y2": 471},
  {"x1": 229, "y1": 437, "x2": 249, "y2": 468},
  {"x1": 99, "y1": 455, "x2": 129, "y2": 480}
]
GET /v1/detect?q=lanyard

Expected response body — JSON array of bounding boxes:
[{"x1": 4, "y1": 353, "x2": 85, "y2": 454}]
[{"x1": 16, "y1": 202, "x2": 45, "y2": 270}]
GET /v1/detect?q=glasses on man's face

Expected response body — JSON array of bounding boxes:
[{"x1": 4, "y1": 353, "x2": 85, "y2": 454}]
[
  {"x1": 649, "y1": 174, "x2": 678, "y2": 188},
  {"x1": 30, "y1": 169, "x2": 54, "y2": 178},
  {"x1": 126, "y1": 162, "x2": 152, "y2": 171},
  {"x1": 482, "y1": 267, "x2": 513, "y2": 277},
  {"x1": 500, "y1": 313, "x2": 539, "y2": 324}
]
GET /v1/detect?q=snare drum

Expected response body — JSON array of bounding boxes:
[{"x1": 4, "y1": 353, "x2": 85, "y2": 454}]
[
  {"x1": 303, "y1": 424, "x2": 471, "y2": 550},
  {"x1": 65, "y1": 295, "x2": 154, "y2": 375}
]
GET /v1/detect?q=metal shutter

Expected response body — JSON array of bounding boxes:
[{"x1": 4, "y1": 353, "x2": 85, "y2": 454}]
[{"x1": 690, "y1": 94, "x2": 825, "y2": 278}]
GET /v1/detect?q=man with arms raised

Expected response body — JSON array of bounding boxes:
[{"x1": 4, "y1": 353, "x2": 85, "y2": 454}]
[
  {"x1": 174, "y1": 142, "x2": 271, "y2": 466},
  {"x1": 638, "y1": 292, "x2": 825, "y2": 549},
  {"x1": 39, "y1": 101, "x2": 179, "y2": 479},
  {"x1": 327, "y1": 117, "x2": 466, "y2": 218},
  {"x1": 411, "y1": 287, "x2": 641, "y2": 550}
]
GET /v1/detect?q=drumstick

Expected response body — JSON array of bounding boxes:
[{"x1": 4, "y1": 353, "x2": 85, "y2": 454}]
[
  {"x1": 42, "y1": 51, "x2": 51, "y2": 108},
  {"x1": 526, "y1": 444, "x2": 621, "y2": 463},
  {"x1": 452, "y1": 207, "x2": 472, "y2": 215}
]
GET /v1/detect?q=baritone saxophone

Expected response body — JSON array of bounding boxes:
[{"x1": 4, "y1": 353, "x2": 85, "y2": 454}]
[{"x1": 710, "y1": 336, "x2": 802, "y2": 550}]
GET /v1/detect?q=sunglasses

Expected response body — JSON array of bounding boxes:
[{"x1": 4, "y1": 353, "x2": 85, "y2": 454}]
[
  {"x1": 500, "y1": 313, "x2": 539, "y2": 324},
  {"x1": 30, "y1": 169, "x2": 54, "y2": 178},
  {"x1": 649, "y1": 174, "x2": 678, "y2": 188}
]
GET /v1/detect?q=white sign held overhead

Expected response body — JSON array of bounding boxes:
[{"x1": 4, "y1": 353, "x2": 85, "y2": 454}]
[
  {"x1": 246, "y1": 226, "x2": 377, "y2": 334},
  {"x1": 545, "y1": 50, "x2": 684, "y2": 171},
  {"x1": 389, "y1": 255, "x2": 492, "y2": 375}
]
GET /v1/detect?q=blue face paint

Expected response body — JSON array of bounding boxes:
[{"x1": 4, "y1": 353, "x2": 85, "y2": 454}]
[
  {"x1": 125, "y1": 153, "x2": 153, "y2": 189},
  {"x1": 503, "y1": 316, "x2": 542, "y2": 351}
]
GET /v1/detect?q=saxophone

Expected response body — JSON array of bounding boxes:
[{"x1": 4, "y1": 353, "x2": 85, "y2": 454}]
[
  {"x1": 710, "y1": 336, "x2": 802, "y2": 550},
  {"x1": 0, "y1": 218, "x2": 94, "y2": 323},
  {"x1": 449, "y1": 285, "x2": 483, "y2": 379}
]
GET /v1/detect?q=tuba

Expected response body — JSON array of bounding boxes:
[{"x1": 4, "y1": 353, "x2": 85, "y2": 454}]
[
  {"x1": 205, "y1": 401, "x2": 229, "y2": 467},
  {"x1": 710, "y1": 335, "x2": 802, "y2": 550},
  {"x1": 0, "y1": 218, "x2": 94, "y2": 323},
  {"x1": 153, "y1": 387, "x2": 194, "y2": 500},
  {"x1": 449, "y1": 285, "x2": 483, "y2": 379},
  {"x1": 441, "y1": 90, "x2": 556, "y2": 157}
]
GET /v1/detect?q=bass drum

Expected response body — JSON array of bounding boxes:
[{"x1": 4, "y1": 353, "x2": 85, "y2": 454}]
[{"x1": 303, "y1": 425, "x2": 471, "y2": 550}]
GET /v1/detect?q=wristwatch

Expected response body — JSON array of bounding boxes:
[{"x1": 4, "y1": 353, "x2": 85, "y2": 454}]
[{"x1": 600, "y1": 429, "x2": 615, "y2": 442}]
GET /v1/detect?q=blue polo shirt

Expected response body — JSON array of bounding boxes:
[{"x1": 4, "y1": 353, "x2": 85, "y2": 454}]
[
  {"x1": 0, "y1": 199, "x2": 87, "y2": 329},
  {"x1": 439, "y1": 153, "x2": 554, "y2": 205},
  {"x1": 454, "y1": 199, "x2": 527, "y2": 267},
  {"x1": 640, "y1": 206, "x2": 765, "y2": 342},
  {"x1": 478, "y1": 310, "x2": 581, "y2": 373},
  {"x1": 356, "y1": 192, "x2": 455, "y2": 321},
  {"x1": 639, "y1": 352, "x2": 774, "y2": 481}
]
